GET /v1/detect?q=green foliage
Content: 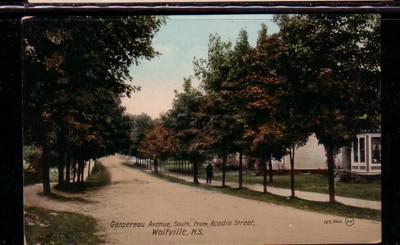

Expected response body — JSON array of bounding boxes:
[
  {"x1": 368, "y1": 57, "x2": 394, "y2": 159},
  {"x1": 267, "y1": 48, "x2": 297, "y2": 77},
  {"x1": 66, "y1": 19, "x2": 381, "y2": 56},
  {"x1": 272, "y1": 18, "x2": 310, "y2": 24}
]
[
  {"x1": 22, "y1": 16, "x2": 165, "y2": 192},
  {"x1": 274, "y1": 14, "x2": 380, "y2": 202},
  {"x1": 127, "y1": 113, "x2": 155, "y2": 157},
  {"x1": 86, "y1": 162, "x2": 112, "y2": 188},
  {"x1": 23, "y1": 145, "x2": 42, "y2": 173},
  {"x1": 162, "y1": 78, "x2": 204, "y2": 158},
  {"x1": 275, "y1": 14, "x2": 381, "y2": 148}
]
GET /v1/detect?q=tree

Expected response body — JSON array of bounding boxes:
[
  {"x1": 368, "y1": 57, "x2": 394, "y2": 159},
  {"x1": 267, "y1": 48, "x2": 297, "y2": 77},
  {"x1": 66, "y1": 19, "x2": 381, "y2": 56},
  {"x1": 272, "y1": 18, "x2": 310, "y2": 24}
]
[
  {"x1": 138, "y1": 124, "x2": 176, "y2": 174},
  {"x1": 23, "y1": 16, "x2": 165, "y2": 193},
  {"x1": 275, "y1": 14, "x2": 380, "y2": 202},
  {"x1": 256, "y1": 22, "x2": 312, "y2": 197},
  {"x1": 194, "y1": 31, "x2": 250, "y2": 187},
  {"x1": 127, "y1": 113, "x2": 155, "y2": 158},
  {"x1": 162, "y1": 78, "x2": 205, "y2": 184}
]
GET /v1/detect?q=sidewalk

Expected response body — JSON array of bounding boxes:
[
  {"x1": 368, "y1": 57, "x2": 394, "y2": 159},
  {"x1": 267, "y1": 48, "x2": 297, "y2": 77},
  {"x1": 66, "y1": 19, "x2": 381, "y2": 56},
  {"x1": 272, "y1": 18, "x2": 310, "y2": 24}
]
[{"x1": 158, "y1": 168, "x2": 381, "y2": 211}]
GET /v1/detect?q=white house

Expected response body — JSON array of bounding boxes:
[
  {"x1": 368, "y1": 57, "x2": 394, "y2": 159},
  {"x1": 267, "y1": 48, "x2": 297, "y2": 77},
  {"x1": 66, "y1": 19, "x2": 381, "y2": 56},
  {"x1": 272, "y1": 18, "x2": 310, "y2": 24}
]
[{"x1": 341, "y1": 129, "x2": 381, "y2": 175}]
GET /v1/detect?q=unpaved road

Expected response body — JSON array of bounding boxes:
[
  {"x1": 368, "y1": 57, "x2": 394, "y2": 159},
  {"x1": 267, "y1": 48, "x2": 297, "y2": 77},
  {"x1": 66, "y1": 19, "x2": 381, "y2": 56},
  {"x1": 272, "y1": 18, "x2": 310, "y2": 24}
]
[{"x1": 24, "y1": 155, "x2": 381, "y2": 244}]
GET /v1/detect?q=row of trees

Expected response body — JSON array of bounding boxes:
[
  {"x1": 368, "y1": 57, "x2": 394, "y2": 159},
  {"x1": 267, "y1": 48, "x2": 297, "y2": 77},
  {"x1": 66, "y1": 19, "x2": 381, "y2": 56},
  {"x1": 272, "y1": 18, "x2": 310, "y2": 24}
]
[
  {"x1": 23, "y1": 16, "x2": 165, "y2": 193},
  {"x1": 132, "y1": 14, "x2": 380, "y2": 203}
]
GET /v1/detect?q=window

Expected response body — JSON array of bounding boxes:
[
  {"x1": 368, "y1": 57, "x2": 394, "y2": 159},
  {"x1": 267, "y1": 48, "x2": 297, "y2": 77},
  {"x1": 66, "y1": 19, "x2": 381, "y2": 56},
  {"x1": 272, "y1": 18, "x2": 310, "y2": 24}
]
[
  {"x1": 371, "y1": 137, "x2": 381, "y2": 164},
  {"x1": 360, "y1": 138, "x2": 365, "y2": 163},
  {"x1": 353, "y1": 139, "x2": 358, "y2": 162}
]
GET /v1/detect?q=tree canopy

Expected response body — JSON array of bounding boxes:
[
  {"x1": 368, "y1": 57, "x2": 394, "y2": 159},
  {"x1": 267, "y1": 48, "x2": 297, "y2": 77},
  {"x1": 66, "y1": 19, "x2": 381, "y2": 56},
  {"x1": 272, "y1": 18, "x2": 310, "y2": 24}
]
[{"x1": 23, "y1": 16, "x2": 165, "y2": 193}]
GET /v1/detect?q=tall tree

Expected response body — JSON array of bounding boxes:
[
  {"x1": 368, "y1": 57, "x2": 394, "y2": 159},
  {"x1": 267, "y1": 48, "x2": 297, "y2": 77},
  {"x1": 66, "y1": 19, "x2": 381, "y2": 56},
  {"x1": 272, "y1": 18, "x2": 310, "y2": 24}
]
[
  {"x1": 256, "y1": 22, "x2": 312, "y2": 197},
  {"x1": 194, "y1": 31, "x2": 250, "y2": 187},
  {"x1": 163, "y1": 78, "x2": 205, "y2": 184},
  {"x1": 275, "y1": 14, "x2": 380, "y2": 202},
  {"x1": 23, "y1": 16, "x2": 165, "y2": 193}
]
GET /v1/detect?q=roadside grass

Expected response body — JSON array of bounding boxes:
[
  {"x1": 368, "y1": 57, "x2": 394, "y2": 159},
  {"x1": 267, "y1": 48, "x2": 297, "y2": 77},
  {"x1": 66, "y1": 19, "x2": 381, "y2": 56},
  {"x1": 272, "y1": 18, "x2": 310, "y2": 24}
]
[
  {"x1": 160, "y1": 166, "x2": 381, "y2": 201},
  {"x1": 24, "y1": 206, "x2": 104, "y2": 245},
  {"x1": 55, "y1": 162, "x2": 111, "y2": 193},
  {"x1": 124, "y1": 163, "x2": 380, "y2": 221},
  {"x1": 86, "y1": 163, "x2": 111, "y2": 188},
  {"x1": 213, "y1": 174, "x2": 381, "y2": 201}
]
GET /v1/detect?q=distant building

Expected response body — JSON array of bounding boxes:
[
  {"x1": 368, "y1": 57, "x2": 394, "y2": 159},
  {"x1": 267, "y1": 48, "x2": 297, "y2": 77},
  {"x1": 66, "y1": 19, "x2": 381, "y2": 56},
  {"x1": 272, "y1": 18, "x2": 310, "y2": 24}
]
[
  {"x1": 221, "y1": 131, "x2": 380, "y2": 175},
  {"x1": 280, "y1": 134, "x2": 333, "y2": 170},
  {"x1": 229, "y1": 134, "x2": 339, "y2": 171}
]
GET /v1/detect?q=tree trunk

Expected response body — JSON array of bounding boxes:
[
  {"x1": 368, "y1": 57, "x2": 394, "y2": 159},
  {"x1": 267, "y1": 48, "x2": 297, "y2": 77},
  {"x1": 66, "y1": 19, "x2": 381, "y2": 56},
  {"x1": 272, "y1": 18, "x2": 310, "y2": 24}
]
[
  {"x1": 268, "y1": 154, "x2": 273, "y2": 184},
  {"x1": 262, "y1": 155, "x2": 267, "y2": 193},
  {"x1": 65, "y1": 158, "x2": 71, "y2": 185},
  {"x1": 325, "y1": 145, "x2": 336, "y2": 203},
  {"x1": 72, "y1": 162, "x2": 76, "y2": 184},
  {"x1": 57, "y1": 163, "x2": 64, "y2": 187},
  {"x1": 238, "y1": 151, "x2": 243, "y2": 189},
  {"x1": 290, "y1": 146, "x2": 295, "y2": 198},
  {"x1": 87, "y1": 159, "x2": 91, "y2": 178},
  {"x1": 153, "y1": 158, "x2": 158, "y2": 174},
  {"x1": 41, "y1": 147, "x2": 51, "y2": 194},
  {"x1": 77, "y1": 162, "x2": 81, "y2": 183},
  {"x1": 222, "y1": 151, "x2": 227, "y2": 187},
  {"x1": 81, "y1": 162, "x2": 85, "y2": 183},
  {"x1": 193, "y1": 159, "x2": 199, "y2": 184}
]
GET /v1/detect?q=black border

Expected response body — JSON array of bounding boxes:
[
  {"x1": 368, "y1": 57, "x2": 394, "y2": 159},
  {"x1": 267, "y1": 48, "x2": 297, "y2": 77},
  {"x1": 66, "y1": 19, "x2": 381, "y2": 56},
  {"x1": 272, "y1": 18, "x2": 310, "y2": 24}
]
[
  {"x1": 0, "y1": 5, "x2": 399, "y2": 15},
  {"x1": 0, "y1": 17, "x2": 23, "y2": 245}
]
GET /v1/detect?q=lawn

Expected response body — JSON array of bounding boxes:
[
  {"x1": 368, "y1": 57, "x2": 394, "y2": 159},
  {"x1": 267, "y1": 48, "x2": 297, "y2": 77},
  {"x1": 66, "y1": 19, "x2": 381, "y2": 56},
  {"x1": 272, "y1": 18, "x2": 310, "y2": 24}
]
[
  {"x1": 24, "y1": 206, "x2": 104, "y2": 245},
  {"x1": 214, "y1": 174, "x2": 381, "y2": 201}
]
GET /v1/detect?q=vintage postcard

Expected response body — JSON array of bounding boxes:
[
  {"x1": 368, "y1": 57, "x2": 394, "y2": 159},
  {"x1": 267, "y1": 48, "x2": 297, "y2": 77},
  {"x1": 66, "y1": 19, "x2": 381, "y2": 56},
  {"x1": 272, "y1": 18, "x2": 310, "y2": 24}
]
[{"x1": 22, "y1": 14, "x2": 381, "y2": 244}]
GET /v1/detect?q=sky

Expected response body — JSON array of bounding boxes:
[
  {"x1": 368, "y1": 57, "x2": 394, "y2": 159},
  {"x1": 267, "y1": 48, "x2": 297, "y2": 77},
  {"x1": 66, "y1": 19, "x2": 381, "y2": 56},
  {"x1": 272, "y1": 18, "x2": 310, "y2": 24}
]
[{"x1": 121, "y1": 15, "x2": 279, "y2": 118}]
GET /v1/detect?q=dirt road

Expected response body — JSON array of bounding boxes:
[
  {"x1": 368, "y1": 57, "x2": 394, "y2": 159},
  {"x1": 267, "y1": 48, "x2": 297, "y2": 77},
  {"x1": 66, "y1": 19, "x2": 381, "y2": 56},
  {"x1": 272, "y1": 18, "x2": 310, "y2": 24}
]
[{"x1": 24, "y1": 155, "x2": 381, "y2": 244}]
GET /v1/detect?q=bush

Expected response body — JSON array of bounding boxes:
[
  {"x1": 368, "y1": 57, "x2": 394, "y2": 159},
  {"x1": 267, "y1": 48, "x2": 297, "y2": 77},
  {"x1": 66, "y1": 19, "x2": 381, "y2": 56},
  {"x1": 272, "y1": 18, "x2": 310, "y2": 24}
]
[
  {"x1": 23, "y1": 145, "x2": 42, "y2": 174},
  {"x1": 86, "y1": 162, "x2": 111, "y2": 188},
  {"x1": 339, "y1": 171, "x2": 354, "y2": 182},
  {"x1": 24, "y1": 169, "x2": 41, "y2": 186}
]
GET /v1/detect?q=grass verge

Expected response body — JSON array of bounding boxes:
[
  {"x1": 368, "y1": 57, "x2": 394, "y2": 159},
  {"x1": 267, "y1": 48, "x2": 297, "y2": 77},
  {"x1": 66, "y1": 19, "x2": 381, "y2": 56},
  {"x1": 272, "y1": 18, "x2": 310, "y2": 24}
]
[
  {"x1": 55, "y1": 162, "x2": 111, "y2": 193},
  {"x1": 25, "y1": 206, "x2": 104, "y2": 245},
  {"x1": 86, "y1": 163, "x2": 112, "y2": 188},
  {"x1": 124, "y1": 163, "x2": 380, "y2": 221},
  {"x1": 161, "y1": 166, "x2": 380, "y2": 201},
  {"x1": 215, "y1": 174, "x2": 381, "y2": 201}
]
